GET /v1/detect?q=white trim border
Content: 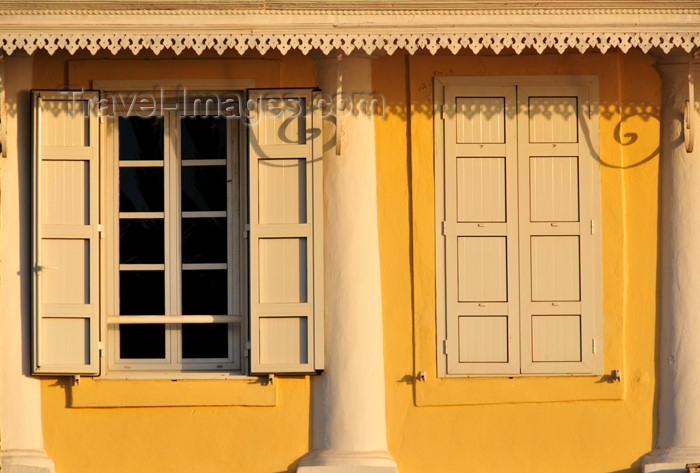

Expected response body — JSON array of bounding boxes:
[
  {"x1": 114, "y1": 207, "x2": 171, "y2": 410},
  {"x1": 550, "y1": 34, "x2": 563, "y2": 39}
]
[
  {"x1": 0, "y1": 32, "x2": 698, "y2": 56},
  {"x1": 0, "y1": 5, "x2": 698, "y2": 56}
]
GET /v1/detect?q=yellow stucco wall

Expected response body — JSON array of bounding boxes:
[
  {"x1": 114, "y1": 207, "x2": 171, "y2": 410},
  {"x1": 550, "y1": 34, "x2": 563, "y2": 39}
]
[{"x1": 35, "y1": 48, "x2": 660, "y2": 473}]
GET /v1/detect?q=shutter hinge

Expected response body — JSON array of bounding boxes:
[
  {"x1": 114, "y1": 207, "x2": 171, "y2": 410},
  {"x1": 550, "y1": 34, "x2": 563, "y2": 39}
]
[
  {"x1": 592, "y1": 338, "x2": 597, "y2": 354},
  {"x1": 442, "y1": 339, "x2": 448, "y2": 355},
  {"x1": 244, "y1": 340, "x2": 251, "y2": 354},
  {"x1": 243, "y1": 223, "x2": 250, "y2": 239},
  {"x1": 98, "y1": 224, "x2": 104, "y2": 239},
  {"x1": 441, "y1": 221, "x2": 447, "y2": 236},
  {"x1": 590, "y1": 220, "x2": 595, "y2": 235},
  {"x1": 440, "y1": 104, "x2": 446, "y2": 120}
]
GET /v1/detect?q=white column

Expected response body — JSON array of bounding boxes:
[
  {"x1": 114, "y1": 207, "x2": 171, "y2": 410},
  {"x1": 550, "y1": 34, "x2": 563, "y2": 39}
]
[
  {"x1": 297, "y1": 55, "x2": 397, "y2": 473},
  {"x1": 643, "y1": 54, "x2": 700, "y2": 473},
  {"x1": 0, "y1": 55, "x2": 55, "y2": 473}
]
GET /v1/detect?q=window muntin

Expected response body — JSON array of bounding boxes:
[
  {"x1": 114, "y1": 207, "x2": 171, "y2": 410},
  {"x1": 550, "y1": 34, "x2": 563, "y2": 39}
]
[{"x1": 108, "y1": 111, "x2": 243, "y2": 372}]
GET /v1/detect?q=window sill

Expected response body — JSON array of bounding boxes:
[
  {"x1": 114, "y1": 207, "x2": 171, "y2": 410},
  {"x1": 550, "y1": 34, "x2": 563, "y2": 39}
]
[
  {"x1": 68, "y1": 376, "x2": 277, "y2": 408},
  {"x1": 414, "y1": 373, "x2": 624, "y2": 406}
]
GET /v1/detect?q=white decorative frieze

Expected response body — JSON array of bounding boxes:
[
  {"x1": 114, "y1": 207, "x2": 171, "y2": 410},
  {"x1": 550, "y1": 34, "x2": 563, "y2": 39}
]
[
  {"x1": 0, "y1": 32, "x2": 697, "y2": 56},
  {"x1": 0, "y1": 5, "x2": 698, "y2": 56}
]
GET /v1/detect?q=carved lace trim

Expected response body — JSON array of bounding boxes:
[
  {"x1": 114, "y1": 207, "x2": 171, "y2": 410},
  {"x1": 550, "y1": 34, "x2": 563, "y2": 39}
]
[{"x1": 2, "y1": 32, "x2": 699, "y2": 56}]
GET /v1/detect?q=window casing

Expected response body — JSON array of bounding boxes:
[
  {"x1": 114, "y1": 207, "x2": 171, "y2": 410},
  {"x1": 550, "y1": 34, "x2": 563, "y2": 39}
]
[
  {"x1": 434, "y1": 76, "x2": 603, "y2": 377},
  {"x1": 105, "y1": 109, "x2": 245, "y2": 373},
  {"x1": 31, "y1": 86, "x2": 324, "y2": 378}
]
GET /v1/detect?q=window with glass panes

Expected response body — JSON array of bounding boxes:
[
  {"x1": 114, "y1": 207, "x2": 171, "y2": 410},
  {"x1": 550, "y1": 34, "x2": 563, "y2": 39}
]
[{"x1": 109, "y1": 111, "x2": 243, "y2": 372}]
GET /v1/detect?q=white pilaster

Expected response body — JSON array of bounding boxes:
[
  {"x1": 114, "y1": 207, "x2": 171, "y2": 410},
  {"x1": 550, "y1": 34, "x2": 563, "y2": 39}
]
[
  {"x1": 643, "y1": 54, "x2": 700, "y2": 473},
  {"x1": 297, "y1": 55, "x2": 397, "y2": 473},
  {"x1": 0, "y1": 55, "x2": 55, "y2": 473}
]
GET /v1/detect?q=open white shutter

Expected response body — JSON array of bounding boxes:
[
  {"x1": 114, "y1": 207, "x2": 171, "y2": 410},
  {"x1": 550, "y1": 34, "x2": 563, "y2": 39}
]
[
  {"x1": 517, "y1": 84, "x2": 600, "y2": 374},
  {"x1": 442, "y1": 85, "x2": 520, "y2": 375},
  {"x1": 32, "y1": 90, "x2": 100, "y2": 375},
  {"x1": 248, "y1": 89, "x2": 323, "y2": 374}
]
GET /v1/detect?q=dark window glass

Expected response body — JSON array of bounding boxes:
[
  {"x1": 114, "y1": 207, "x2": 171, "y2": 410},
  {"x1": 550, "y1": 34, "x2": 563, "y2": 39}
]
[
  {"x1": 181, "y1": 116, "x2": 227, "y2": 160},
  {"x1": 182, "y1": 218, "x2": 227, "y2": 264},
  {"x1": 120, "y1": 324, "x2": 166, "y2": 359},
  {"x1": 182, "y1": 270, "x2": 228, "y2": 315},
  {"x1": 181, "y1": 166, "x2": 226, "y2": 212},
  {"x1": 119, "y1": 219, "x2": 164, "y2": 264},
  {"x1": 119, "y1": 117, "x2": 164, "y2": 161},
  {"x1": 182, "y1": 324, "x2": 229, "y2": 359},
  {"x1": 120, "y1": 167, "x2": 164, "y2": 212},
  {"x1": 119, "y1": 271, "x2": 165, "y2": 315}
]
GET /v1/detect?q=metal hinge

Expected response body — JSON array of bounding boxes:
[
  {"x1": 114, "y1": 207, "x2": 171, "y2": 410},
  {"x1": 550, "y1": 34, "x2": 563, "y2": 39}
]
[
  {"x1": 442, "y1": 339, "x2": 448, "y2": 355},
  {"x1": 244, "y1": 340, "x2": 251, "y2": 354},
  {"x1": 441, "y1": 221, "x2": 447, "y2": 236},
  {"x1": 440, "y1": 104, "x2": 446, "y2": 120},
  {"x1": 590, "y1": 220, "x2": 595, "y2": 235},
  {"x1": 592, "y1": 338, "x2": 597, "y2": 354},
  {"x1": 98, "y1": 224, "x2": 104, "y2": 239},
  {"x1": 243, "y1": 223, "x2": 250, "y2": 239}
]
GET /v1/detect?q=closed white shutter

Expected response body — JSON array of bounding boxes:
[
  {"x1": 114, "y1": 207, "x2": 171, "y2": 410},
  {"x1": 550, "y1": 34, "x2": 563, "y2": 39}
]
[
  {"x1": 442, "y1": 85, "x2": 520, "y2": 375},
  {"x1": 248, "y1": 89, "x2": 323, "y2": 374},
  {"x1": 517, "y1": 85, "x2": 599, "y2": 374},
  {"x1": 32, "y1": 90, "x2": 100, "y2": 375}
]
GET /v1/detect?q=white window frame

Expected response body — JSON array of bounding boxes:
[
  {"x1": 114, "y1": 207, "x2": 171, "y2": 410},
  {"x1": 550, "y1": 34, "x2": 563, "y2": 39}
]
[
  {"x1": 97, "y1": 79, "x2": 254, "y2": 379},
  {"x1": 434, "y1": 75, "x2": 603, "y2": 378}
]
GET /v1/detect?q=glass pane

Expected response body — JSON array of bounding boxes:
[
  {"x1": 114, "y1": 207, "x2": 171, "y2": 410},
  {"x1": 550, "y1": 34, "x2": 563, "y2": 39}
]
[
  {"x1": 119, "y1": 116, "x2": 164, "y2": 161},
  {"x1": 119, "y1": 271, "x2": 165, "y2": 315},
  {"x1": 120, "y1": 324, "x2": 166, "y2": 359},
  {"x1": 181, "y1": 165, "x2": 227, "y2": 212},
  {"x1": 182, "y1": 324, "x2": 229, "y2": 359},
  {"x1": 120, "y1": 167, "x2": 164, "y2": 212},
  {"x1": 182, "y1": 270, "x2": 228, "y2": 315},
  {"x1": 182, "y1": 218, "x2": 227, "y2": 264},
  {"x1": 119, "y1": 218, "x2": 164, "y2": 264},
  {"x1": 181, "y1": 116, "x2": 227, "y2": 160}
]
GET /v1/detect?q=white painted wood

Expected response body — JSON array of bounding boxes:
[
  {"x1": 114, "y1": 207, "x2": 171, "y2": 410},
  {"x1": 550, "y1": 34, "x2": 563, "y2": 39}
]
[
  {"x1": 103, "y1": 91, "x2": 243, "y2": 374},
  {"x1": 436, "y1": 76, "x2": 601, "y2": 377},
  {"x1": 259, "y1": 317, "x2": 308, "y2": 365},
  {"x1": 32, "y1": 90, "x2": 100, "y2": 376},
  {"x1": 529, "y1": 156, "x2": 579, "y2": 222},
  {"x1": 528, "y1": 96, "x2": 578, "y2": 143},
  {"x1": 249, "y1": 89, "x2": 321, "y2": 374},
  {"x1": 258, "y1": 238, "x2": 308, "y2": 303},
  {"x1": 531, "y1": 315, "x2": 581, "y2": 362},
  {"x1": 442, "y1": 84, "x2": 520, "y2": 375},
  {"x1": 258, "y1": 158, "x2": 307, "y2": 224},
  {"x1": 458, "y1": 316, "x2": 508, "y2": 362},
  {"x1": 457, "y1": 236, "x2": 507, "y2": 302},
  {"x1": 456, "y1": 97, "x2": 505, "y2": 144},
  {"x1": 518, "y1": 83, "x2": 599, "y2": 374},
  {"x1": 530, "y1": 235, "x2": 581, "y2": 302},
  {"x1": 457, "y1": 157, "x2": 506, "y2": 222}
]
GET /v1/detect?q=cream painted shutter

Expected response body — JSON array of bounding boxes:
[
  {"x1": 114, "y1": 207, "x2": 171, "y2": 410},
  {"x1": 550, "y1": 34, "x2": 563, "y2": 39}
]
[
  {"x1": 248, "y1": 89, "x2": 323, "y2": 374},
  {"x1": 442, "y1": 86, "x2": 520, "y2": 375},
  {"x1": 517, "y1": 85, "x2": 601, "y2": 374},
  {"x1": 32, "y1": 90, "x2": 100, "y2": 375}
]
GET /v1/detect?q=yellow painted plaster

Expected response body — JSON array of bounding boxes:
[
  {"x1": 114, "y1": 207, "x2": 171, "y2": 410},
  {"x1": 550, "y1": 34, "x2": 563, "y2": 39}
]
[
  {"x1": 32, "y1": 47, "x2": 660, "y2": 473},
  {"x1": 35, "y1": 50, "x2": 315, "y2": 473},
  {"x1": 373, "y1": 50, "x2": 659, "y2": 473}
]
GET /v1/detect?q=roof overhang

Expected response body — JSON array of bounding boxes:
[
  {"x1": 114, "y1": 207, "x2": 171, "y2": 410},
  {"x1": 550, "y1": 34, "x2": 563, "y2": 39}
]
[{"x1": 0, "y1": 1, "x2": 698, "y2": 56}]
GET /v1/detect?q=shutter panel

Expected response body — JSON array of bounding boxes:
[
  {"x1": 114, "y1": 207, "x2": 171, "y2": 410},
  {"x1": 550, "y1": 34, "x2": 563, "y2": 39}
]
[
  {"x1": 32, "y1": 90, "x2": 100, "y2": 375},
  {"x1": 517, "y1": 85, "x2": 599, "y2": 374},
  {"x1": 248, "y1": 89, "x2": 323, "y2": 374},
  {"x1": 442, "y1": 86, "x2": 520, "y2": 375}
]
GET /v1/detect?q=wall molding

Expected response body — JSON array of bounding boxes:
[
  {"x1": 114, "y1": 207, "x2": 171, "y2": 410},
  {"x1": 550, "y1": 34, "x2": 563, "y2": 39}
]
[{"x1": 0, "y1": 6, "x2": 698, "y2": 56}]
